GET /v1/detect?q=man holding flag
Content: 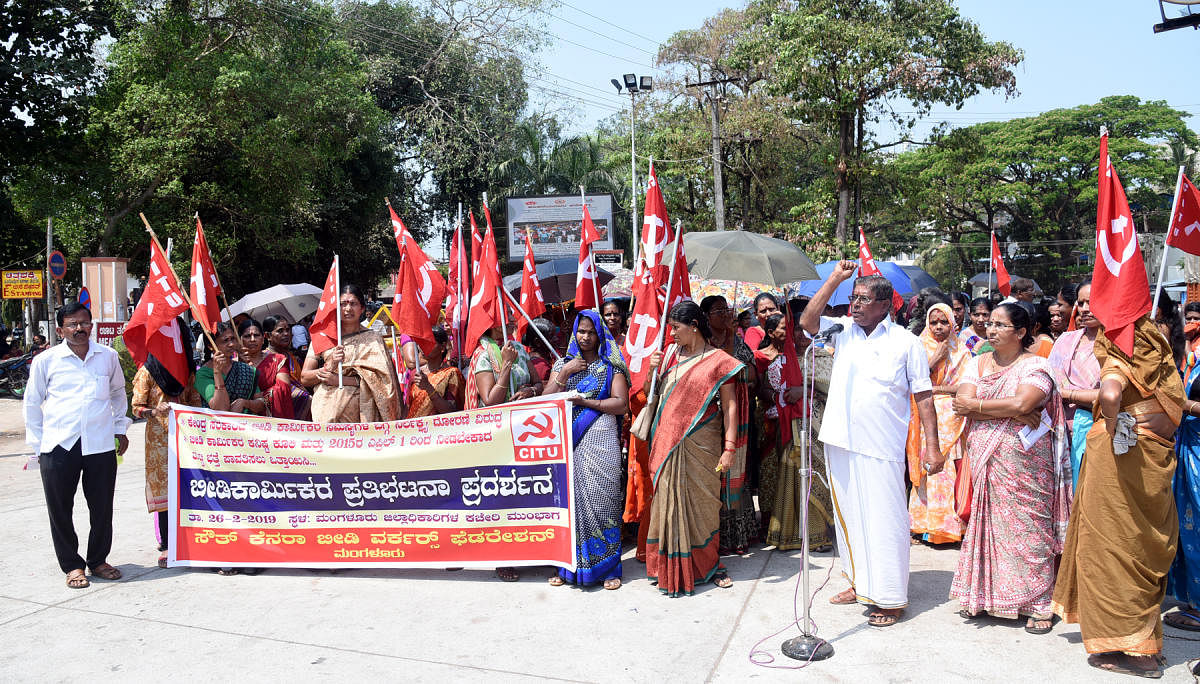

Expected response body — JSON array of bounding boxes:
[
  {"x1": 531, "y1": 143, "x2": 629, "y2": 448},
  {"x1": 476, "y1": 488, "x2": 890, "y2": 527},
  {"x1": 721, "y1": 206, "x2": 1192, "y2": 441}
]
[{"x1": 1051, "y1": 131, "x2": 1184, "y2": 679}]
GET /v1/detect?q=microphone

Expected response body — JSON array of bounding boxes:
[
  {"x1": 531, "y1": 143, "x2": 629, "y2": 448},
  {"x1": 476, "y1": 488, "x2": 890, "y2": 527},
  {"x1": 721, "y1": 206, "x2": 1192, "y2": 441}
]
[{"x1": 815, "y1": 323, "x2": 843, "y2": 340}]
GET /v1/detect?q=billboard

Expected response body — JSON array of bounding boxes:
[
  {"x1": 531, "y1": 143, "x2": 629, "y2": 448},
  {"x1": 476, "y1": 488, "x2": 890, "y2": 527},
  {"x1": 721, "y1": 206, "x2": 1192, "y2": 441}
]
[
  {"x1": 1, "y1": 270, "x2": 44, "y2": 299},
  {"x1": 506, "y1": 194, "x2": 614, "y2": 262}
]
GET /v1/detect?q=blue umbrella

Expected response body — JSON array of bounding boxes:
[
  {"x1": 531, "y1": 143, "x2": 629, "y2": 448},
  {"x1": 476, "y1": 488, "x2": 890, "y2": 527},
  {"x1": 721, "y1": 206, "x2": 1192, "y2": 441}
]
[{"x1": 788, "y1": 261, "x2": 919, "y2": 305}]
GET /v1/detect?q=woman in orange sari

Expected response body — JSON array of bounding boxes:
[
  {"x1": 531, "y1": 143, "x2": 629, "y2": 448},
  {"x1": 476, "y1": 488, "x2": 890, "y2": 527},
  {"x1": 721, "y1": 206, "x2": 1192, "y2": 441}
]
[
  {"x1": 644, "y1": 301, "x2": 748, "y2": 596},
  {"x1": 406, "y1": 326, "x2": 463, "y2": 418},
  {"x1": 905, "y1": 303, "x2": 969, "y2": 544}
]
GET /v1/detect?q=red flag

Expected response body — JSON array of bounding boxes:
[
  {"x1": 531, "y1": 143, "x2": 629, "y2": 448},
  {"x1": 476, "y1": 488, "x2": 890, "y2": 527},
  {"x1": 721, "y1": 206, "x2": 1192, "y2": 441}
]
[
  {"x1": 517, "y1": 231, "x2": 545, "y2": 339},
  {"x1": 123, "y1": 239, "x2": 191, "y2": 385},
  {"x1": 665, "y1": 224, "x2": 691, "y2": 309},
  {"x1": 624, "y1": 262, "x2": 664, "y2": 394},
  {"x1": 1167, "y1": 173, "x2": 1200, "y2": 256},
  {"x1": 465, "y1": 213, "x2": 503, "y2": 353},
  {"x1": 388, "y1": 205, "x2": 446, "y2": 329},
  {"x1": 858, "y1": 229, "x2": 904, "y2": 312},
  {"x1": 446, "y1": 220, "x2": 467, "y2": 359},
  {"x1": 189, "y1": 217, "x2": 223, "y2": 335},
  {"x1": 394, "y1": 247, "x2": 437, "y2": 356},
  {"x1": 638, "y1": 162, "x2": 671, "y2": 283},
  {"x1": 1091, "y1": 131, "x2": 1151, "y2": 356},
  {"x1": 990, "y1": 232, "x2": 1011, "y2": 297},
  {"x1": 574, "y1": 205, "x2": 602, "y2": 309},
  {"x1": 309, "y1": 258, "x2": 341, "y2": 355}
]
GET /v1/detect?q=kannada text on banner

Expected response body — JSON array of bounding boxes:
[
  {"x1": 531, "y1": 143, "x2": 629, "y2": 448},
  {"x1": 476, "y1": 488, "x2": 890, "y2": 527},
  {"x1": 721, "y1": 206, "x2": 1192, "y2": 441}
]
[
  {"x1": 167, "y1": 397, "x2": 576, "y2": 569},
  {"x1": 1, "y1": 270, "x2": 45, "y2": 299}
]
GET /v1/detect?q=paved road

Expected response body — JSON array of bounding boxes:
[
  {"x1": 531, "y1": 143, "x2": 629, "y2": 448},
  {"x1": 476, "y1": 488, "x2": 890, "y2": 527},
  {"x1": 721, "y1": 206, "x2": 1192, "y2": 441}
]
[{"x1": 0, "y1": 396, "x2": 1195, "y2": 681}]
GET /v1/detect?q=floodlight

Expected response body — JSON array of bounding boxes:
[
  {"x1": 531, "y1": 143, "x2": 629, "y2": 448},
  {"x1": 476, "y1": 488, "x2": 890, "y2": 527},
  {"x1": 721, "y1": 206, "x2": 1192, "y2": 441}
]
[
  {"x1": 623, "y1": 73, "x2": 638, "y2": 90},
  {"x1": 640, "y1": 76, "x2": 653, "y2": 91}
]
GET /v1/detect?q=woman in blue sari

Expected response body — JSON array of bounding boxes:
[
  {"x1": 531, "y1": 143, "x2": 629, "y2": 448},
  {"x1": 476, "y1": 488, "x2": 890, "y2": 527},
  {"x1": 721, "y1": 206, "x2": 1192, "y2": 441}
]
[
  {"x1": 543, "y1": 310, "x2": 630, "y2": 590},
  {"x1": 1167, "y1": 352, "x2": 1200, "y2": 631}
]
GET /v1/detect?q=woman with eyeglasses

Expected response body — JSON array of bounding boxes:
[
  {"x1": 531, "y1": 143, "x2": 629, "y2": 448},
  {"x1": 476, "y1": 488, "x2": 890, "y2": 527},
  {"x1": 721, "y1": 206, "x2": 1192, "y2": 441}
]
[
  {"x1": 699, "y1": 295, "x2": 759, "y2": 554},
  {"x1": 950, "y1": 302, "x2": 1069, "y2": 635},
  {"x1": 1047, "y1": 281, "x2": 1100, "y2": 490}
]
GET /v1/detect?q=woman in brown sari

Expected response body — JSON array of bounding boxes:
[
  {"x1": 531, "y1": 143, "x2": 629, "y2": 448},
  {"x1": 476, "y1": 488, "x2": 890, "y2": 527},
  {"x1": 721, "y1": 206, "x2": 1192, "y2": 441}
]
[
  {"x1": 1052, "y1": 316, "x2": 1184, "y2": 679},
  {"x1": 644, "y1": 301, "x2": 748, "y2": 596},
  {"x1": 301, "y1": 284, "x2": 400, "y2": 423}
]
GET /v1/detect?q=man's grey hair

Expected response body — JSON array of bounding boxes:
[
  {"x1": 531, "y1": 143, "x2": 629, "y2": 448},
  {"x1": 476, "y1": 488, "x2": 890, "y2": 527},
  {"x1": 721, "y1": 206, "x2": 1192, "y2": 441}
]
[
  {"x1": 855, "y1": 275, "x2": 893, "y2": 302},
  {"x1": 1011, "y1": 277, "x2": 1034, "y2": 293}
]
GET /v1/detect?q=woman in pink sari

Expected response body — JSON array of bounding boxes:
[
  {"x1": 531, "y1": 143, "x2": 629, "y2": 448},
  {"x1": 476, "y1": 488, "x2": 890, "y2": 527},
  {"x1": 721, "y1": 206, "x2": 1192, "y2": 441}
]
[
  {"x1": 253, "y1": 315, "x2": 311, "y2": 420},
  {"x1": 905, "y1": 303, "x2": 969, "y2": 544},
  {"x1": 950, "y1": 302, "x2": 1070, "y2": 635}
]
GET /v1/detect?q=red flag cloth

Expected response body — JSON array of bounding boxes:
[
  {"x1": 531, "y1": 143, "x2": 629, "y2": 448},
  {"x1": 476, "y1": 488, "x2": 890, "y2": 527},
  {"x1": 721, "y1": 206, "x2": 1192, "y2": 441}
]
[
  {"x1": 465, "y1": 214, "x2": 503, "y2": 353},
  {"x1": 388, "y1": 205, "x2": 446, "y2": 328},
  {"x1": 858, "y1": 229, "x2": 904, "y2": 312},
  {"x1": 517, "y1": 231, "x2": 546, "y2": 339},
  {"x1": 123, "y1": 239, "x2": 191, "y2": 386},
  {"x1": 446, "y1": 221, "x2": 467, "y2": 359},
  {"x1": 990, "y1": 232, "x2": 1011, "y2": 297},
  {"x1": 574, "y1": 205, "x2": 602, "y2": 309},
  {"x1": 638, "y1": 163, "x2": 671, "y2": 284},
  {"x1": 1091, "y1": 132, "x2": 1151, "y2": 356},
  {"x1": 309, "y1": 258, "x2": 341, "y2": 355},
  {"x1": 1167, "y1": 173, "x2": 1200, "y2": 256},
  {"x1": 394, "y1": 249, "x2": 436, "y2": 356},
  {"x1": 624, "y1": 263, "x2": 665, "y2": 394},
  {"x1": 189, "y1": 217, "x2": 223, "y2": 335},
  {"x1": 665, "y1": 224, "x2": 691, "y2": 309}
]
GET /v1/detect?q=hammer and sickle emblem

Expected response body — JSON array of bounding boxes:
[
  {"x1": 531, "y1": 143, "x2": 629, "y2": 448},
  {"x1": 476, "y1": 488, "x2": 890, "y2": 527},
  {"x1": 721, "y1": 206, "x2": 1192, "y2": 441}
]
[
  {"x1": 1098, "y1": 214, "x2": 1137, "y2": 278},
  {"x1": 517, "y1": 413, "x2": 555, "y2": 442}
]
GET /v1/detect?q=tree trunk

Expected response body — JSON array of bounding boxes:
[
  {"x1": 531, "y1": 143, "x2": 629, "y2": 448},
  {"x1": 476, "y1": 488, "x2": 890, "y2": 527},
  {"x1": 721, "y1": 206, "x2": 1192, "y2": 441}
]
[{"x1": 834, "y1": 110, "x2": 853, "y2": 243}]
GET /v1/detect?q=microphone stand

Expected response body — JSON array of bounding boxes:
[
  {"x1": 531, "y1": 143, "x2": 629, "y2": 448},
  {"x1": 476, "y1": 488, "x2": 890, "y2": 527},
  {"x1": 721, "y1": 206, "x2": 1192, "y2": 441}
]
[{"x1": 781, "y1": 334, "x2": 834, "y2": 662}]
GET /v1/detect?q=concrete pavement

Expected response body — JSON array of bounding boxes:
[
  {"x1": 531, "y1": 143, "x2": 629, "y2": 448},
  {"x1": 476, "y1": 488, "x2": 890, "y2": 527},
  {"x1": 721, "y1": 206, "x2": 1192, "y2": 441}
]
[{"x1": 0, "y1": 395, "x2": 1195, "y2": 681}]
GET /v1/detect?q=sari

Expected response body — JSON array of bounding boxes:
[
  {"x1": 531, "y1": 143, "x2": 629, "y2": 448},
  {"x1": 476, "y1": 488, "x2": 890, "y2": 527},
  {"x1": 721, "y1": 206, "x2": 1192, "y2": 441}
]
[
  {"x1": 555, "y1": 310, "x2": 629, "y2": 585},
  {"x1": 1053, "y1": 317, "x2": 1183, "y2": 656},
  {"x1": 1047, "y1": 328, "x2": 1101, "y2": 490},
  {"x1": 645, "y1": 346, "x2": 747, "y2": 596},
  {"x1": 719, "y1": 335, "x2": 757, "y2": 554},
  {"x1": 958, "y1": 326, "x2": 991, "y2": 357},
  {"x1": 754, "y1": 347, "x2": 781, "y2": 526},
  {"x1": 406, "y1": 364, "x2": 464, "y2": 418},
  {"x1": 195, "y1": 361, "x2": 257, "y2": 409},
  {"x1": 464, "y1": 336, "x2": 531, "y2": 410},
  {"x1": 1168, "y1": 358, "x2": 1200, "y2": 609},
  {"x1": 310, "y1": 329, "x2": 399, "y2": 424},
  {"x1": 256, "y1": 351, "x2": 311, "y2": 420},
  {"x1": 950, "y1": 353, "x2": 1070, "y2": 619},
  {"x1": 132, "y1": 366, "x2": 201, "y2": 513},
  {"x1": 765, "y1": 347, "x2": 835, "y2": 551},
  {"x1": 905, "y1": 304, "x2": 969, "y2": 543}
]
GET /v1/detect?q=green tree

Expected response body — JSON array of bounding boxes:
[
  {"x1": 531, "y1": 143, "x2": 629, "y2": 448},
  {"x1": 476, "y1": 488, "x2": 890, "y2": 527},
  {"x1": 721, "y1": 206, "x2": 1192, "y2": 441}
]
[
  {"x1": 883, "y1": 96, "x2": 1197, "y2": 288},
  {"x1": 738, "y1": 0, "x2": 1023, "y2": 242}
]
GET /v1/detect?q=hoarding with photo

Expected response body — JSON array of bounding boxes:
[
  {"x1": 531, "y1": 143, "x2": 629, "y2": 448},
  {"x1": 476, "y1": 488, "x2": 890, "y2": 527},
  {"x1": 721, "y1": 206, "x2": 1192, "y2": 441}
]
[{"x1": 506, "y1": 194, "x2": 614, "y2": 262}]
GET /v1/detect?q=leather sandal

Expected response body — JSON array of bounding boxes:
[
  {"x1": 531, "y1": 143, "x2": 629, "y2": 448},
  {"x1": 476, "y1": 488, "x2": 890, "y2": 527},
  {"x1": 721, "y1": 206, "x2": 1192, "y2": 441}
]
[
  {"x1": 829, "y1": 587, "x2": 857, "y2": 604},
  {"x1": 89, "y1": 563, "x2": 122, "y2": 581},
  {"x1": 65, "y1": 569, "x2": 89, "y2": 589}
]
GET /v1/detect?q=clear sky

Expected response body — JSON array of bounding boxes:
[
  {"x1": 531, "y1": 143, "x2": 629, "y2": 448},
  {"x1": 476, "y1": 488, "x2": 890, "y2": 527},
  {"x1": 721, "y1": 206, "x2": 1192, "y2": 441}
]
[{"x1": 529, "y1": 0, "x2": 1200, "y2": 139}]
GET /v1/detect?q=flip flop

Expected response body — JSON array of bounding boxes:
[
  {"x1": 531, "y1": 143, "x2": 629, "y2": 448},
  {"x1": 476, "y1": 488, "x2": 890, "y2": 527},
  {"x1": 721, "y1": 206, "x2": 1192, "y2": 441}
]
[
  {"x1": 89, "y1": 563, "x2": 122, "y2": 580},
  {"x1": 829, "y1": 587, "x2": 857, "y2": 605},
  {"x1": 1024, "y1": 617, "x2": 1053, "y2": 635},
  {"x1": 713, "y1": 573, "x2": 733, "y2": 589},
  {"x1": 603, "y1": 578, "x2": 621, "y2": 590},
  {"x1": 547, "y1": 576, "x2": 565, "y2": 586},
  {"x1": 1163, "y1": 609, "x2": 1200, "y2": 632},
  {"x1": 65, "y1": 569, "x2": 89, "y2": 589},
  {"x1": 496, "y1": 567, "x2": 520, "y2": 582},
  {"x1": 1087, "y1": 653, "x2": 1162, "y2": 679},
  {"x1": 867, "y1": 610, "x2": 901, "y2": 628}
]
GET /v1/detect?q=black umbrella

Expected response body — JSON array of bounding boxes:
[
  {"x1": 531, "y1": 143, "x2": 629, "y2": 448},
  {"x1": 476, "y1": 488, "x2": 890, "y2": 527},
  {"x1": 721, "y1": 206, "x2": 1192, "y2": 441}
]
[{"x1": 502, "y1": 258, "x2": 615, "y2": 305}]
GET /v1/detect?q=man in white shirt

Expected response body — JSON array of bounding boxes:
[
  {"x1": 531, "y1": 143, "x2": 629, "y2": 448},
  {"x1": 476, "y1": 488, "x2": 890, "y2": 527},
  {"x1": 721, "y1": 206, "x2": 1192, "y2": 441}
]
[
  {"x1": 799, "y1": 260, "x2": 943, "y2": 628},
  {"x1": 24, "y1": 302, "x2": 131, "y2": 589}
]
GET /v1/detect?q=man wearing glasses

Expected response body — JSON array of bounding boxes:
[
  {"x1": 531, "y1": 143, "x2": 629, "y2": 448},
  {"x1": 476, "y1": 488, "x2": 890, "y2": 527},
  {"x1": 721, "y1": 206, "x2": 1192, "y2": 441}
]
[
  {"x1": 799, "y1": 260, "x2": 941, "y2": 628},
  {"x1": 24, "y1": 302, "x2": 130, "y2": 589}
]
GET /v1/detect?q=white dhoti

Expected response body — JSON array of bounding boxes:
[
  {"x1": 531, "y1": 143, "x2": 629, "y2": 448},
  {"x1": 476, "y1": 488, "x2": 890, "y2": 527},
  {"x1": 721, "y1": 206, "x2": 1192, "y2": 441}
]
[{"x1": 826, "y1": 444, "x2": 909, "y2": 609}]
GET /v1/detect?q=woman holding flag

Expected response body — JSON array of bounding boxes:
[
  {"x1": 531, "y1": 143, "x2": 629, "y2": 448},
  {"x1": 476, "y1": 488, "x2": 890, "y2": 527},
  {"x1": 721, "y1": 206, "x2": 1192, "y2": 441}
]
[
  {"x1": 644, "y1": 301, "x2": 748, "y2": 596},
  {"x1": 301, "y1": 284, "x2": 400, "y2": 423},
  {"x1": 406, "y1": 325, "x2": 463, "y2": 418},
  {"x1": 543, "y1": 311, "x2": 629, "y2": 590}
]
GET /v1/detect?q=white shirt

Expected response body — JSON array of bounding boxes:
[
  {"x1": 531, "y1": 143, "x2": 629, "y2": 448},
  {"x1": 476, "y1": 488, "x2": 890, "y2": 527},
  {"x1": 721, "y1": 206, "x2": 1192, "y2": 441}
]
[
  {"x1": 291, "y1": 323, "x2": 310, "y2": 349},
  {"x1": 817, "y1": 315, "x2": 932, "y2": 462},
  {"x1": 24, "y1": 340, "x2": 131, "y2": 455}
]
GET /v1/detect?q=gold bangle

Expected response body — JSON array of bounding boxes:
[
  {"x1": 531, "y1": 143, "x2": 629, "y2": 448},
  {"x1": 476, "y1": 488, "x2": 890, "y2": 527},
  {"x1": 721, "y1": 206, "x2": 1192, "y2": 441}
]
[{"x1": 977, "y1": 399, "x2": 984, "y2": 414}]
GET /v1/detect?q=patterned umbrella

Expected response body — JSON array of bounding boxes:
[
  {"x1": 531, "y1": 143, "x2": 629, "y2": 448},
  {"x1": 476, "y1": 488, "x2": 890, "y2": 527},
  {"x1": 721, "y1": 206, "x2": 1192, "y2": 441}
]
[
  {"x1": 599, "y1": 267, "x2": 635, "y2": 298},
  {"x1": 689, "y1": 278, "x2": 783, "y2": 313}
]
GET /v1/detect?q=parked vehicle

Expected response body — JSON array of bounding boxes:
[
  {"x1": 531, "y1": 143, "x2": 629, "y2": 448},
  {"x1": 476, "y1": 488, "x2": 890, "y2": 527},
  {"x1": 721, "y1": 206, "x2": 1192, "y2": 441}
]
[{"x1": 0, "y1": 352, "x2": 32, "y2": 398}]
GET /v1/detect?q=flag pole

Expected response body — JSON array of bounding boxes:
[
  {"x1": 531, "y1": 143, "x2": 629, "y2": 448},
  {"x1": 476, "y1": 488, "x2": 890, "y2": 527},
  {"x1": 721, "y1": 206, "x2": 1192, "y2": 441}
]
[
  {"x1": 500, "y1": 285, "x2": 561, "y2": 361},
  {"x1": 139, "y1": 213, "x2": 218, "y2": 350},
  {"x1": 645, "y1": 219, "x2": 684, "y2": 403},
  {"x1": 581, "y1": 185, "x2": 602, "y2": 312},
  {"x1": 1152, "y1": 165, "x2": 1187, "y2": 318},
  {"x1": 987, "y1": 230, "x2": 994, "y2": 300},
  {"x1": 456, "y1": 201, "x2": 465, "y2": 371},
  {"x1": 334, "y1": 254, "x2": 343, "y2": 388}
]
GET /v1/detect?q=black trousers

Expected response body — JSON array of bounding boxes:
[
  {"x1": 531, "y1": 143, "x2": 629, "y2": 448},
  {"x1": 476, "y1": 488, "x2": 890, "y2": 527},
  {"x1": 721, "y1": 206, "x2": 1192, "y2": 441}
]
[{"x1": 38, "y1": 439, "x2": 117, "y2": 573}]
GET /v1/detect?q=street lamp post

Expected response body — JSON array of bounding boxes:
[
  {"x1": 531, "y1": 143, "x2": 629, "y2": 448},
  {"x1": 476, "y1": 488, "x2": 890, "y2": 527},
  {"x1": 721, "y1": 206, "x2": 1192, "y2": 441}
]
[{"x1": 612, "y1": 74, "x2": 652, "y2": 268}]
